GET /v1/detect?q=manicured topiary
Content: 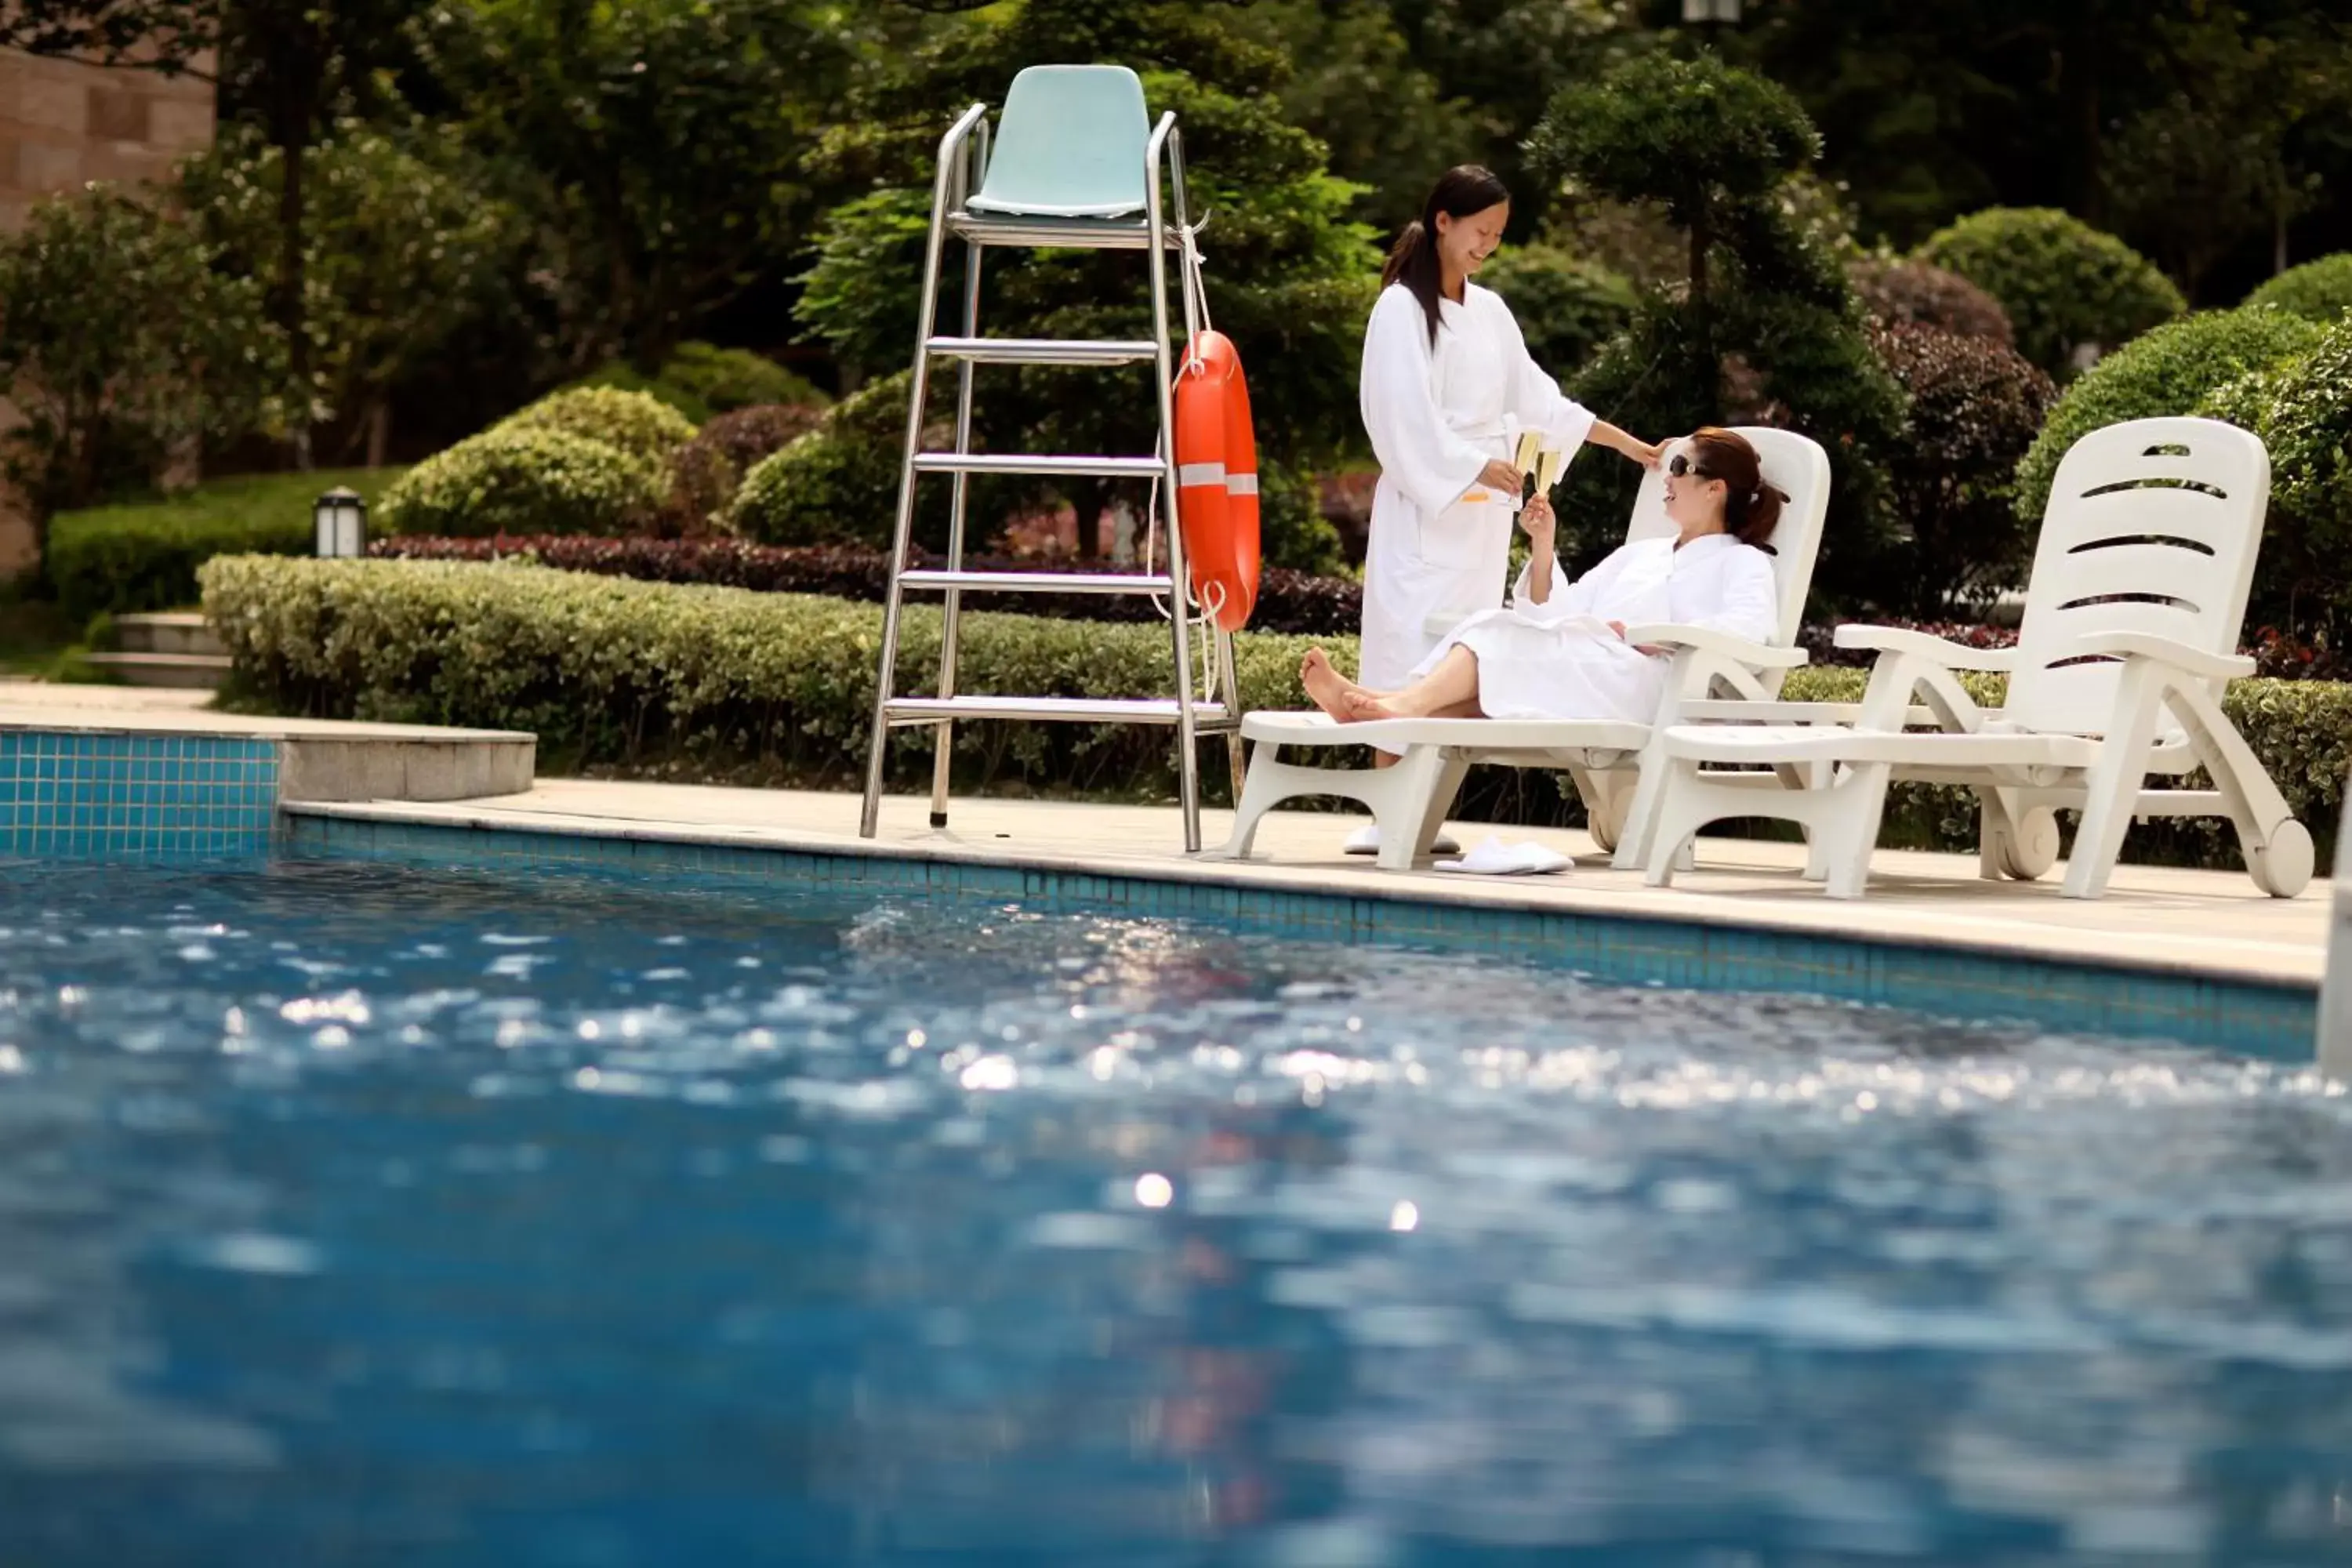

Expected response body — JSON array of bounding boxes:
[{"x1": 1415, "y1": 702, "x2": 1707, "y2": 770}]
[
  {"x1": 494, "y1": 386, "x2": 698, "y2": 465},
  {"x1": 1918, "y1": 208, "x2": 2186, "y2": 378},
  {"x1": 1870, "y1": 325, "x2": 2056, "y2": 614},
  {"x1": 566, "y1": 342, "x2": 828, "y2": 424},
  {"x1": 2013, "y1": 305, "x2": 2322, "y2": 524},
  {"x1": 1848, "y1": 256, "x2": 2013, "y2": 344},
  {"x1": 727, "y1": 372, "x2": 942, "y2": 548},
  {"x1": 2242, "y1": 254, "x2": 2352, "y2": 325},
  {"x1": 375, "y1": 426, "x2": 667, "y2": 539},
  {"x1": 1478, "y1": 245, "x2": 1639, "y2": 377},
  {"x1": 2239, "y1": 318, "x2": 2352, "y2": 639},
  {"x1": 664, "y1": 402, "x2": 829, "y2": 536}
]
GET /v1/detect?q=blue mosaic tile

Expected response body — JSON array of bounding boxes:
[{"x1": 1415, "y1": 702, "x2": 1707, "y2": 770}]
[
  {"x1": 0, "y1": 729, "x2": 279, "y2": 858},
  {"x1": 285, "y1": 812, "x2": 2314, "y2": 1061}
]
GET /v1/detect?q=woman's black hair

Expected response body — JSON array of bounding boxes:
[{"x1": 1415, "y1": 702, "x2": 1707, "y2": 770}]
[{"x1": 1381, "y1": 164, "x2": 1512, "y2": 347}]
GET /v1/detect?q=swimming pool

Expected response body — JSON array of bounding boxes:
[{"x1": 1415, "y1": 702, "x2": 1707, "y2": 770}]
[{"x1": 4, "y1": 855, "x2": 2350, "y2": 1564}]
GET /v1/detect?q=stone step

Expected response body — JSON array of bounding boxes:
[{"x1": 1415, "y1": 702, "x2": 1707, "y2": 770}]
[
  {"x1": 83, "y1": 652, "x2": 232, "y2": 690},
  {"x1": 114, "y1": 612, "x2": 226, "y2": 658}
]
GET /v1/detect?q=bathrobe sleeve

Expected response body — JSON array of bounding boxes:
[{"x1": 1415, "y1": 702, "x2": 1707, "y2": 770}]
[
  {"x1": 1690, "y1": 546, "x2": 1780, "y2": 644},
  {"x1": 1491, "y1": 291, "x2": 1597, "y2": 458},
  {"x1": 1360, "y1": 287, "x2": 1490, "y2": 517},
  {"x1": 1510, "y1": 542, "x2": 1624, "y2": 625}
]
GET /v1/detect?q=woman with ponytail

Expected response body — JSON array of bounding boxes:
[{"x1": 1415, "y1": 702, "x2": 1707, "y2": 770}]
[
  {"x1": 1348, "y1": 166, "x2": 1659, "y2": 850},
  {"x1": 1301, "y1": 428, "x2": 1784, "y2": 727}
]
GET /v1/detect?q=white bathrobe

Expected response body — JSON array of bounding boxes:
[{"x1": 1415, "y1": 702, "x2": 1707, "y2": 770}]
[
  {"x1": 1358, "y1": 281, "x2": 1597, "y2": 691},
  {"x1": 1414, "y1": 532, "x2": 1779, "y2": 722}
]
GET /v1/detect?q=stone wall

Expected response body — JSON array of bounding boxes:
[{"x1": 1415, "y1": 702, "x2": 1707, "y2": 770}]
[{"x1": 0, "y1": 48, "x2": 217, "y2": 576}]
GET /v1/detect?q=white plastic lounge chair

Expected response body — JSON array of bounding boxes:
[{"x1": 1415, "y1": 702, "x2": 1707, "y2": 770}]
[
  {"x1": 1637, "y1": 416, "x2": 2314, "y2": 901},
  {"x1": 1210, "y1": 427, "x2": 1832, "y2": 870}
]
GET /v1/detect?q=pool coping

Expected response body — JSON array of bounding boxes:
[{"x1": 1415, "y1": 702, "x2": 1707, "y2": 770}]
[{"x1": 283, "y1": 796, "x2": 2321, "y2": 997}]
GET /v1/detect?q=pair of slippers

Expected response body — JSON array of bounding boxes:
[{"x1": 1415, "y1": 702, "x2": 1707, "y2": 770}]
[{"x1": 1341, "y1": 825, "x2": 1572, "y2": 876}]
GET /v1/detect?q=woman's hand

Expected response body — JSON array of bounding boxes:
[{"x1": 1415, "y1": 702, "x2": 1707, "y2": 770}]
[
  {"x1": 1627, "y1": 438, "x2": 1664, "y2": 470},
  {"x1": 1606, "y1": 619, "x2": 1665, "y2": 655},
  {"x1": 1476, "y1": 457, "x2": 1525, "y2": 496},
  {"x1": 1517, "y1": 493, "x2": 1556, "y2": 543}
]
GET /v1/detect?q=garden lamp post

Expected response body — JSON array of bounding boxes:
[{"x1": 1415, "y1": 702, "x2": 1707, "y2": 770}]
[
  {"x1": 314, "y1": 487, "x2": 368, "y2": 558},
  {"x1": 1682, "y1": 0, "x2": 1742, "y2": 27}
]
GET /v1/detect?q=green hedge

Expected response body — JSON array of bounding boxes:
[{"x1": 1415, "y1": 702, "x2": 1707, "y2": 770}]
[
  {"x1": 564, "y1": 342, "x2": 828, "y2": 424},
  {"x1": 2013, "y1": 306, "x2": 2324, "y2": 524},
  {"x1": 2228, "y1": 317, "x2": 2352, "y2": 640},
  {"x1": 1918, "y1": 207, "x2": 2185, "y2": 379},
  {"x1": 199, "y1": 556, "x2": 2351, "y2": 868},
  {"x1": 374, "y1": 426, "x2": 668, "y2": 539},
  {"x1": 45, "y1": 467, "x2": 401, "y2": 620},
  {"x1": 2243, "y1": 254, "x2": 2352, "y2": 324},
  {"x1": 1479, "y1": 245, "x2": 1639, "y2": 378}
]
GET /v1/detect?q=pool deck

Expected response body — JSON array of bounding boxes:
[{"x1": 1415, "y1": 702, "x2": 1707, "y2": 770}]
[
  {"x1": 292, "y1": 779, "x2": 2328, "y2": 990},
  {"x1": 5, "y1": 678, "x2": 2326, "y2": 990}
]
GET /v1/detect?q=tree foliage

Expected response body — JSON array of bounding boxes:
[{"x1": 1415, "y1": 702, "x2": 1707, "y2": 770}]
[
  {"x1": 0, "y1": 185, "x2": 281, "y2": 560},
  {"x1": 414, "y1": 0, "x2": 855, "y2": 373},
  {"x1": 1868, "y1": 324, "x2": 2056, "y2": 615},
  {"x1": 2244, "y1": 254, "x2": 2352, "y2": 322},
  {"x1": 1529, "y1": 52, "x2": 1905, "y2": 608}
]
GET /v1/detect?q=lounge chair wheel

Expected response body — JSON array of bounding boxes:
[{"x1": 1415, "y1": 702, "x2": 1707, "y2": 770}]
[
  {"x1": 2249, "y1": 818, "x2": 2314, "y2": 899},
  {"x1": 1994, "y1": 808, "x2": 2060, "y2": 881}
]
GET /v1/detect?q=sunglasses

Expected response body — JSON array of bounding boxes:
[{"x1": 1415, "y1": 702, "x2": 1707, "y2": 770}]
[{"x1": 1666, "y1": 453, "x2": 1716, "y2": 481}]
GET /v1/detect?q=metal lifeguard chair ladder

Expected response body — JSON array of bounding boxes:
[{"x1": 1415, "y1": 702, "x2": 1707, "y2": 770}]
[{"x1": 857, "y1": 64, "x2": 1241, "y2": 852}]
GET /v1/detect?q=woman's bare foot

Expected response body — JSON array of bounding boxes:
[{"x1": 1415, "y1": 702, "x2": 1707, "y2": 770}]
[
  {"x1": 1342, "y1": 687, "x2": 1404, "y2": 720},
  {"x1": 1300, "y1": 649, "x2": 1356, "y2": 721}
]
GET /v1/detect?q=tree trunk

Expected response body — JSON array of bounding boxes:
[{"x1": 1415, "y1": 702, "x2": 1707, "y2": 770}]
[
  {"x1": 2275, "y1": 202, "x2": 2290, "y2": 277},
  {"x1": 366, "y1": 399, "x2": 390, "y2": 469},
  {"x1": 2065, "y1": 5, "x2": 2104, "y2": 223},
  {"x1": 278, "y1": 109, "x2": 314, "y2": 470}
]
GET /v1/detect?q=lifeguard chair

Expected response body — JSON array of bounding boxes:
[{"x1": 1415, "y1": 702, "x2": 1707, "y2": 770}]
[{"x1": 856, "y1": 65, "x2": 1241, "y2": 851}]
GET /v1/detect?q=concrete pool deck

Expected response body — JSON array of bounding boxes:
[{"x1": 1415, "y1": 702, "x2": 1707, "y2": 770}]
[
  {"x1": 3, "y1": 677, "x2": 2325, "y2": 991},
  {"x1": 289, "y1": 779, "x2": 2328, "y2": 990}
]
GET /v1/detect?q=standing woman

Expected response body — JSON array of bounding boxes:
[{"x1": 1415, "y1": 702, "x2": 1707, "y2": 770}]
[{"x1": 1357, "y1": 164, "x2": 1659, "y2": 696}]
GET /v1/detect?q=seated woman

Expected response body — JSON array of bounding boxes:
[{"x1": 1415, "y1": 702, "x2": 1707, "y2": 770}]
[{"x1": 1300, "y1": 426, "x2": 1784, "y2": 724}]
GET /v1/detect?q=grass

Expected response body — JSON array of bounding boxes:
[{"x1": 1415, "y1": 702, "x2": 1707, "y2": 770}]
[{"x1": 49, "y1": 466, "x2": 405, "y2": 562}]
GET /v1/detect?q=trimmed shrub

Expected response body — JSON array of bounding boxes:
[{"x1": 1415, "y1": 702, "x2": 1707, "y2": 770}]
[
  {"x1": 45, "y1": 468, "x2": 399, "y2": 620},
  {"x1": 1869, "y1": 325, "x2": 2058, "y2": 613},
  {"x1": 728, "y1": 371, "x2": 939, "y2": 549},
  {"x1": 374, "y1": 426, "x2": 667, "y2": 539},
  {"x1": 494, "y1": 386, "x2": 698, "y2": 465},
  {"x1": 2238, "y1": 318, "x2": 2352, "y2": 639},
  {"x1": 1918, "y1": 208, "x2": 2186, "y2": 378},
  {"x1": 2243, "y1": 254, "x2": 2352, "y2": 324},
  {"x1": 201, "y1": 554, "x2": 2352, "y2": 864},
  {"x1": 1849, "y1": 256, "x2": 2013, "y2": 344},
  {"x1": 566, "y1": 342, "x2": 828, "y2": 424},
  {"x1": 664, "y1": 402, "x2": 828, "y2": 537},
  {"x1": 370, "y1": 535, "x2": 1369, "y2": 635},
  {"x1": 2013, "y1": 306, "x2": 2323, "y2": 524},
  {"x1": 1478, "y1": 245, "x2": 1639, "y2": 377}
]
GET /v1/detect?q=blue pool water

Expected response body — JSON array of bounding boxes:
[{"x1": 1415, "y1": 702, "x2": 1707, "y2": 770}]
[{"x1": 2, "y1": 855, "x2": 2350, "y2": 1566}]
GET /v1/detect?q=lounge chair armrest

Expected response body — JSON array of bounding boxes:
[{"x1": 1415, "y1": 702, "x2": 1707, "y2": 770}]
[
  {"x1": 2073, "y1": 630, "x2": 2255, "y2": 681},
  {"x1": 1831, "y1": 623, "x2": 2016, "y2": 671},
  {"x1": 1620, "y1": 623, "x2": 1809, "y2": 669}
]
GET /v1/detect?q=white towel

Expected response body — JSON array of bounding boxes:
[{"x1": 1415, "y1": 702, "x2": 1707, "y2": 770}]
[{"x1": 1433, "y1": 835, "x2": 1573, "y2": 876}]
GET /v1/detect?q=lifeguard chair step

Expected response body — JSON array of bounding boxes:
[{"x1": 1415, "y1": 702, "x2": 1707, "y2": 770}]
[
  {"x1": 925, "y1": 336, "x2": 1161, "y2": 365},
  {"x1": 897, "y1": 569, "x2": 1178, "y2": 596},
  {"x1": 885, "y1": 695, "x2": 1236, "y2": 728},
  {"x1": 911, "y1": 452, "x2": 1164, "y2": 479}
]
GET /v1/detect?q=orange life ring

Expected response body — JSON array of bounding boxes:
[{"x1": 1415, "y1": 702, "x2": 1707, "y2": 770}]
[{"x1": 1172, "y1": 330, "x2": 1261, "y2": 633}]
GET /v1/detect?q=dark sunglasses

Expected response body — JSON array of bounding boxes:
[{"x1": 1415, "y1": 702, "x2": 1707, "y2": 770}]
[{"x1": 1666, "y1": 453, "x2": 1716, "y2": 481}]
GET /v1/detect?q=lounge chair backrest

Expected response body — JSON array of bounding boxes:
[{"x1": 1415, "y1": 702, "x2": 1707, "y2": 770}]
[
  {"x1": 2005, "y1": 417, "x2": 2270, "y2": 736},
  {"x1": 967, "y1": 65, "x2": 1151, "y2": 219},
  {"x1": 1624, "y1": 426, "x2": 1831, "y2": 665}
]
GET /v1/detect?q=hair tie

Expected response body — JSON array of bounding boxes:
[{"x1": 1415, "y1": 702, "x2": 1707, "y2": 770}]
[{"x1": 1750, "y1": 488, "x2": 1762, "y2": 503}]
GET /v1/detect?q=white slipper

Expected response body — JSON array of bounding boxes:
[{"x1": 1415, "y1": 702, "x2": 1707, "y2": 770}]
[
  {"x1": 1434, "y1": 836, "x2": 1572, "y2": 876},
  {"x1": 1343, "y1": 824, "x2": 1462, "y2": 858}
]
